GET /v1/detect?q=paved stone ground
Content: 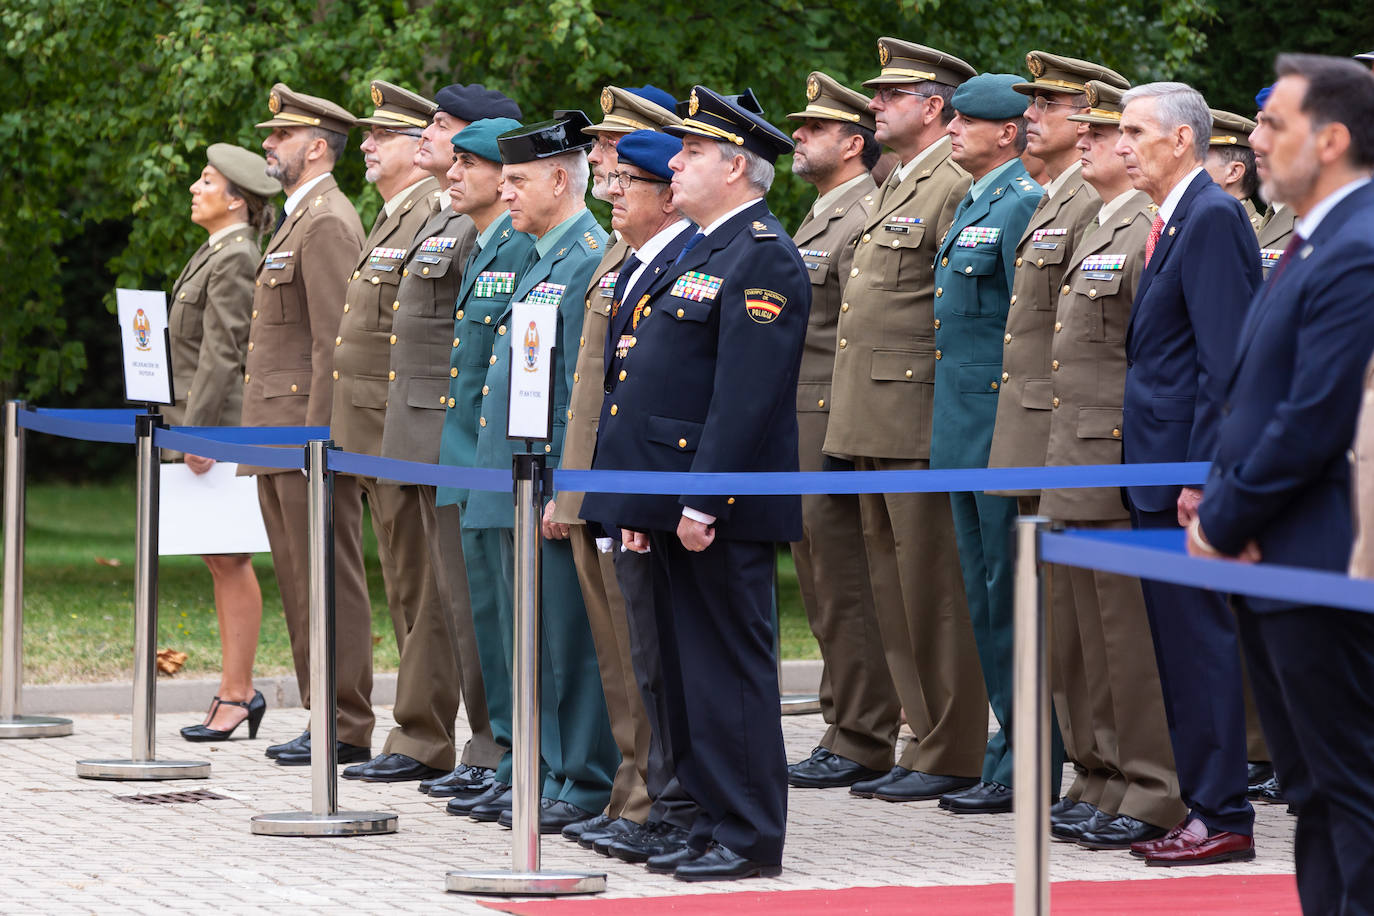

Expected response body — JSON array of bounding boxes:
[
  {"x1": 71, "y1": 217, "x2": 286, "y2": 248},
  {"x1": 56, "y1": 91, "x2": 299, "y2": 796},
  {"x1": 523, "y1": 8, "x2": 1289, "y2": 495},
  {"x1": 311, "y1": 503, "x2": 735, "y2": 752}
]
[{"x1": 0, "y1": 705, "x2": 1295, "y2": 913}]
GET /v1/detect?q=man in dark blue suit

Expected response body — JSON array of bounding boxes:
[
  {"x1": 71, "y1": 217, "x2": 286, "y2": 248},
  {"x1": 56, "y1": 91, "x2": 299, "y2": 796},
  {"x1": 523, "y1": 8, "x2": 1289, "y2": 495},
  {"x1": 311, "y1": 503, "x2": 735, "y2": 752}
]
[
  {"x1": 1111, "y1": 82, "x2": 1262, "y2": 857},
  {"x1": 1190, "y1": 55, "x2": 1374, "y2": 908},
  {"x1": 581, "y1": 87, "x2": 810, "y2": 881}
]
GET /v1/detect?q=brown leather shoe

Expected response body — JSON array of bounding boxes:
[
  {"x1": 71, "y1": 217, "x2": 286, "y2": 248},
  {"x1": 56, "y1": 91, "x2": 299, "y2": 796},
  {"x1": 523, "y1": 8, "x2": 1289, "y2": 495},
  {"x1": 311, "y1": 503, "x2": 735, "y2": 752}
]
[
  {"x1": 1144, "y1": 820, "x2": 1255, "y2": 867},
  {"x1": 1129, "y1": 818, "x2": 1189, "y2": 858}
]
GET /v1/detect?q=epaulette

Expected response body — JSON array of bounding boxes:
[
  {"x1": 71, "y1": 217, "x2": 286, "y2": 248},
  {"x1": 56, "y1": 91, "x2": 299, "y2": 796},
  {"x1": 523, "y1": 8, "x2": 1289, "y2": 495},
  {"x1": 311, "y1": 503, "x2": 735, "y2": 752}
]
[{"x1": 750, "y1": 220, "x2": 777, "y2": 240}]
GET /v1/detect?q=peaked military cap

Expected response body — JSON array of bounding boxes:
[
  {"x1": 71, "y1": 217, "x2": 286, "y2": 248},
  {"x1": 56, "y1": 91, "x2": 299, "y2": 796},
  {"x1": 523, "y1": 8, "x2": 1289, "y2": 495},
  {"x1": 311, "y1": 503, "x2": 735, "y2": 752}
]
[
  {"x1": 1067, "y1": 80, "x2": 1130, "y2": 125},
  {"x1": 616, "y1": 130, "x2": 682, "y2": 180},
  {"x1": 497, "y1": 110, "x2": 595, "y2": 163},
  {"x1": 356, "y1": 80, "x2": 437, "y2": 130},
  {"x1": 952, "y1": 73, "x2": 1028, "y2": 120},
  {"x1": 675, "y1": 88, "x2": 763, "y2": 119},
  {"x1": 787, "y1": 71, "x2": 876, "y2": 132},
  {"x1": 863, "y1": 38, "x2": 975, "y2": 89},
  {"x1": 1014, "y1": 52, "x2": 1128, "y2": 96},
  {"x1": 453, "y1": 117, "x2": 523, "y2": 163},
  {"x1": 1209, "y1": 109, "x2": 1256, "y2": 148},
  {"x1": 586, "y1": 85, "x2": 682, "y2": 134},
  {"x1": 255, "y1": 83, "x2": 356, "y2": 136},
  {"x1": 205, "y1": 143, "x2": 281, "y2": 199},
  {"x1": 434, "y1": 84, "x2": 522, "y2": 122},
  {"x1": 665, "y1": 85, "x2": 794, "y2": 163}
]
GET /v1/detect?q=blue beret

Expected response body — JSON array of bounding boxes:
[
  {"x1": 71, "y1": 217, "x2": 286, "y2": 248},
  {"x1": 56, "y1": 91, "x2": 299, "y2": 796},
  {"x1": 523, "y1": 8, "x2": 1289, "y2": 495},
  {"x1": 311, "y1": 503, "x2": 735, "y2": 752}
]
[
  {"x1": 615, "y1": 130, "x2": 682, "y2": 180},
  {"x1": 952, "y1": 73, "x2": 1028, "y2": 121},
  {"x1": 627, "y1": 85, "x2": 677, "y2": 113},
  {"x1": 452, "y1": 118, "x2": 523, "y2": 163},
  {"x1": 434, "y1": 84, "x2": 522, "y2": 122},
  {"x1": 1255, "y1": 85, "x2": 1274, "y2": 109}
]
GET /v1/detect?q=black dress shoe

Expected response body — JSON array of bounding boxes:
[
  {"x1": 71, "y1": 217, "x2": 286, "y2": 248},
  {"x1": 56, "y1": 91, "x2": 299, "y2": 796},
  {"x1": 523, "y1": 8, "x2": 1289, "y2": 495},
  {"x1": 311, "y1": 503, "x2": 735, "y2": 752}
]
[
  {"x1": 1246, "y1": 761, "x2": 1274, "y2": 795},
  {"x1": 850, "y1": 765, "x2": 909, "y2": 798},
  {"x1": 788, "y1": 746, "x2": 887, "y2": 789},
  {"x1": 497, "y1": 798, "x2": 595, "y2": 833},
  {"x1": 1254, "y1": 775, "x2": 1286, "y2": 804},
  {"x1": 1050, "y1": 799, "x2": 1098, "y2": 829},
  {"x1": 468, "y1": 787, "x2": 515, "y2": 822},
  {"x1": 275, "y1": 741, "x2": 370, "y2": 767},
  {"x1": 421, "y1": 763, "x2": 488, "y2": 794},
  {"x1": 343, "y1": 753, "x2": 447, "y2": 783},
  {"x1": 646, "y1": 843, "x2": 707, "y2": 874},
  {"x1": 578, "y1": 817, "x2": 639, "y2": 849},
  {"x1": 1052, "y1": 806, "x2": 1108, "y2": 842},
  {"x1": 265, "y1": 730, "x2": 309, "y2": 759},
  {"x1": 873, "y1": 770, "x2": 978, "y2": 802},
  {"x1": 563, "y1": 812, "x2": 613, "y2": 841},
  {"x1": 674, "y1": 842, "x2": 782, "y2": 882},
  {"x1": 446, "y1": 781, "x2": 509, "y2": 816},
  {"x1": 427, "y1": 765, "x2": 496, "y2": 798},
  {"x1": 1076, "y1": 814, "x2": 1168, "y2": 850},
  {"x1": 608, "y1": 822, "x2": 690, "y2": 863},
  {"x1": 940, "y1": 780, "x2": 1013, "y2": 814}
]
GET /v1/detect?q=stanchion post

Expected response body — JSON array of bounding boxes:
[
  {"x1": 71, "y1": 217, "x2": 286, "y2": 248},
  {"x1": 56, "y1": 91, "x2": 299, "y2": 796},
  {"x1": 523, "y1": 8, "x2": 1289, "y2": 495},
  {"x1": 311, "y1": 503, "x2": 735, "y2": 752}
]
[
  {"x1": 77, "y1": 411, "x2": 208, "y2": 777},
  {"x1": 1012, "y1": 515, "x2": 1051, "y2": 916},
  {"x1": 1, "y1": 400, "x2": 72, "y2": 738},
  {"x1": 446, "y1": 452, "x2": 605, "y2": 896},
  {"x1": 252, "y1": 439, "x2": 395, "y2": 836}
]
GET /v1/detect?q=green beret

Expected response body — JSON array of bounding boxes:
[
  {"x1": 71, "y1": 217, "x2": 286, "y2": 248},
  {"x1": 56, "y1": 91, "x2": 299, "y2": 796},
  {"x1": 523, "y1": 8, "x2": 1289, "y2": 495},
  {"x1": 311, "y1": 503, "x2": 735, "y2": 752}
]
[
  {"x1": 452, "y1": 117, "x2": 523, "y2": 164},
  {"x1": 205, "y1": 143, "x2": 280, "y2": 198},
  {"x1": 952, "y1": 74, "x2": 1028, "y2": 121}
]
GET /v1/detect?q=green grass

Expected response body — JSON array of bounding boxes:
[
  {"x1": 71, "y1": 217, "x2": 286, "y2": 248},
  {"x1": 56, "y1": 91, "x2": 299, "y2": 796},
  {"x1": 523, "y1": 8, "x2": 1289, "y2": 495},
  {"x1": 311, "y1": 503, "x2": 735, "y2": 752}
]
[{"x1": 11, "y1": 481, "x2": 816, "y2": 684}]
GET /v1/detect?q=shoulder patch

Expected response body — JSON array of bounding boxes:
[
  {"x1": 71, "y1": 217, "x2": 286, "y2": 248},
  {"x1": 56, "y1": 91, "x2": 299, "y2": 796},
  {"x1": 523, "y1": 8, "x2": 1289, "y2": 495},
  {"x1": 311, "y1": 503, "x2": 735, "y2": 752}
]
[
  {"x1": 750, "y1": 220, "x2": 777, "y2": 240},
  {"x1": 744, "y1": 288, "x2": 786, "y2": 324}
]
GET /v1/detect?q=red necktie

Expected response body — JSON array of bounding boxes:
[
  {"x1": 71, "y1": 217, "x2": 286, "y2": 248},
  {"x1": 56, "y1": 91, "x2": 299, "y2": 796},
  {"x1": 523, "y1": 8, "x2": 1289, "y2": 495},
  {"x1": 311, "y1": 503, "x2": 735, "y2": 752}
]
[{"x1": 1144, "y1": 215, "x2": 1165, "y2": 266}]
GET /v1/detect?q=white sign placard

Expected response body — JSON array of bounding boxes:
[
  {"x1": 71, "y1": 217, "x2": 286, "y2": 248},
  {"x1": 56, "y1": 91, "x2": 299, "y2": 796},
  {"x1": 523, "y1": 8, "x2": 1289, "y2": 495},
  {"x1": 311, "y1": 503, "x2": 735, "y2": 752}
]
[
  {"x1": 506, "y1": 300, "x2": 558, "y2": 441},
  {"x1": 158, "y1": 462, "x2": 271, "y2": 556},
  {"x1": 116, "y1": 288, "x2": 174, "y2": 404}
]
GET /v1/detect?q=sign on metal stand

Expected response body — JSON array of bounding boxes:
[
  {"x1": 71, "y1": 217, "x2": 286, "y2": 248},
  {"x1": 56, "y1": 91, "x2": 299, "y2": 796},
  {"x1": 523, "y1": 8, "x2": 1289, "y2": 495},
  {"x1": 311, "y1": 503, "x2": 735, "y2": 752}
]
[
  {"x1": 77, "y1": 412, "x2": 209, "y2": 778},
  {"x1": 0, "y1": 401, "x2": 73, "y2": 739},
  {"x1": 1012, "y1": 516, "x2": 1050, "y2": 916},
  {"x1": 252, "y1": 440, "x2": 396, "y2": 836}
]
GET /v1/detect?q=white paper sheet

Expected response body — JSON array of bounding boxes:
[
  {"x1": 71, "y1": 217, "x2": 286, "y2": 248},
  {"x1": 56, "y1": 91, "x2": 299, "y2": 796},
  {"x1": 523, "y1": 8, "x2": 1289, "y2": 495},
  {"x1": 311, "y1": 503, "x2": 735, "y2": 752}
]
[
  {"x1": 158, "y1": 462, "x2": 270, "y2": 556},
  {"x1": 115, "y1": 288, "x2": 174, "y2": 404}
]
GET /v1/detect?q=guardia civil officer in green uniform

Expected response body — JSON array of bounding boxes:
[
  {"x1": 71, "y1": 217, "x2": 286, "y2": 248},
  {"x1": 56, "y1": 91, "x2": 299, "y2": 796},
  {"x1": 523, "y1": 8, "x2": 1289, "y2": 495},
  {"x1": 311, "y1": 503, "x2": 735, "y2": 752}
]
[
  {"x1": 433, "y1": 118, "x2": 538, "y2": 817},
  {"x1": 929, "y1": 74, "x2": 1055, "y2": 814},
  {"x1": 461, "y1": 111, "x2": 618, "y2": 832}
]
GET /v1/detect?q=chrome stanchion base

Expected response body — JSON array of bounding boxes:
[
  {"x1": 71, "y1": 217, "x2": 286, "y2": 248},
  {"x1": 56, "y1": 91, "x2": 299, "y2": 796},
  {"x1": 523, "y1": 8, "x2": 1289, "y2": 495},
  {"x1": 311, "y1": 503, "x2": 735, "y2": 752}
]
[
  {"x1": 0, "y1": 715, "x2": 73, "y2": 738},
  {"x1": 250, "y1": 811, "x2": 398, "y2": 837},
  {"x1": 780, "y1": 693, "x2": 821, "y2": 716},
  {"x1": 75, "y1": 758, "x2": 210, "y2": 780},
  {"x1": 445, "y1": 870, "x2": 606, "y2": 896}
]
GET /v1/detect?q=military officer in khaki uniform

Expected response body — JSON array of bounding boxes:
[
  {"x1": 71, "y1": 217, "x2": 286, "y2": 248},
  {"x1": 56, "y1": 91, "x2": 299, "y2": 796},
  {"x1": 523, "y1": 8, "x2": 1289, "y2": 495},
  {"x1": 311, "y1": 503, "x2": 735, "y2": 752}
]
[
  {"x1": 1254, "y1": 87, "x2": 1298, "y2": 284},
  {"x1": 1204, "y1": 110, "x2": 1261, "y2": 229},
  {"x1": 989, "y1": 51, "x2": 1125, "y2": 820},
  {"x1": 1039, "y1": 80, "x2": 1188, "y2": 843},
  {"x1": 781, "y1": 72, "x2": 897, "y2": 790},
  {"x1": 543, "y1": 85, "x2": 684, "y2": 847},
  {"x1": 242, "y1": 84, "x2": 371, "y2": 765},
  {"x1": 376, "y1": 84, "x2": 524, "y2": 798},
  {"x1": 825, "y1": 38, "x2": 987, "y2": 803},
  {"x1": 323, "y1": 81, "x2": 450, "y2": 783}
]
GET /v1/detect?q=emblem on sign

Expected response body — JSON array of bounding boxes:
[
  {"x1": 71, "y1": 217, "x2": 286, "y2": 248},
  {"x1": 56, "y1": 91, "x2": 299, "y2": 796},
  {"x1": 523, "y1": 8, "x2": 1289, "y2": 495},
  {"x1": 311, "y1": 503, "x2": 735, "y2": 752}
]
[
  {"x1": 133, "y1": 309, "x2": 152, "y2": 351},
  {"x1": 523, "y1": 321, "x2": 540, "y2": 372}
]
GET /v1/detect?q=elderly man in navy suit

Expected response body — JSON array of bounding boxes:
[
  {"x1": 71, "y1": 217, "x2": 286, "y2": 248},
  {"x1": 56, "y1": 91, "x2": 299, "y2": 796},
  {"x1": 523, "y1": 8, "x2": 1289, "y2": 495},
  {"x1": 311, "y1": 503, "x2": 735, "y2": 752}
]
[
  {"x1": 1190, "y1": 55, "x2": 1374, "y2": 908},
  {"x1": 1109, "y1": 82, "x2": 1261, "y2": 858}
]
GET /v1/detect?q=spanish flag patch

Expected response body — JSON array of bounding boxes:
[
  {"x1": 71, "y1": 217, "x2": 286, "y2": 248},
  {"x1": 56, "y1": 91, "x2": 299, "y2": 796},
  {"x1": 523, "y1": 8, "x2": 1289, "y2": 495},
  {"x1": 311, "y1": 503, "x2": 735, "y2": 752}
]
[{"x1": 744, "y1": 288, "x2": 786, "y2": 324}]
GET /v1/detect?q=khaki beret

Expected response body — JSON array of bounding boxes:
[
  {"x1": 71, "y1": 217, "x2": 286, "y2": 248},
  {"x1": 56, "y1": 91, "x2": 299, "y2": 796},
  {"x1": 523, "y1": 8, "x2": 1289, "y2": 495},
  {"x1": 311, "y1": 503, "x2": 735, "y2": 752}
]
[{"x1": 205, "y1": 143, "x2": 280, "y2": 198}]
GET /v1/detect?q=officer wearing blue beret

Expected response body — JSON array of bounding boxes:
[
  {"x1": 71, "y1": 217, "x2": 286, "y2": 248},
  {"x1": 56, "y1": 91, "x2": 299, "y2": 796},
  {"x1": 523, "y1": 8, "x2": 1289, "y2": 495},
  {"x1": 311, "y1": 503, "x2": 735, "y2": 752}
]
[
  {"x1": 582, "y1": 86, "x2": 810, "y2": 881},
  {"x1": 929, "y1": 73, "x2": 1059, "y2": 815}
]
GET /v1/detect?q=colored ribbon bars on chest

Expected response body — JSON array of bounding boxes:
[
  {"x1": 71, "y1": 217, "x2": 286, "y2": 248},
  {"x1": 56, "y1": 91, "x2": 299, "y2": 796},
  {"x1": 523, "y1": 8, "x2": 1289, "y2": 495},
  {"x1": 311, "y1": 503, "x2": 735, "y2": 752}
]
[
  {"x1": 418, "y1": 236, "x2": 458, "y2": 253},
  {"x1": 474, "y1": 271, "x2": 516, "y2": 298},
  {"x1": 526, "y1": 282, "x2": 567, "y2": 307},
  {"x1": 597, "y1": 272, "x2": 620, "y2": 297},
  {"x1": 955, "y1": 226, "x2": 1001, "y2": 248},
  {"x1": 669, "y1": 271, "x2": 723, "y2": 302}
]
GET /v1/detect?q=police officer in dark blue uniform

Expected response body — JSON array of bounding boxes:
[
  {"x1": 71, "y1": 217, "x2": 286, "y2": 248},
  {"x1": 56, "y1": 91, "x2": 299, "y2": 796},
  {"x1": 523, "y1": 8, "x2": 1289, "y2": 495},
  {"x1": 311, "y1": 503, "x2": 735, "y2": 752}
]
[{"x1": 581, "y1": 86, "x2": 810, "y2": 882}]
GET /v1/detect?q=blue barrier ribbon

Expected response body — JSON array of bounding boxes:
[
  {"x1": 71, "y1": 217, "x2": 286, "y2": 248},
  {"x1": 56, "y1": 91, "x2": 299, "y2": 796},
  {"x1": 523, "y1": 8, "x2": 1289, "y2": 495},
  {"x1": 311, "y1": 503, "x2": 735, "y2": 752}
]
[
  {"x1": 166, "y1": 425, "x2": 329, "y2": 444},
  {"x1": 18, "y1": 409, "x2": 138, "y2": 444},
  {"x1": 327, "y1": 449, "x2": 512, "y2": 492},
  {"x1": 154, "y1": 429, "x2": 308, "y2": 471},
  {"x1": 1041, "y1": 529, "x2": 1374, "y2": 614}
]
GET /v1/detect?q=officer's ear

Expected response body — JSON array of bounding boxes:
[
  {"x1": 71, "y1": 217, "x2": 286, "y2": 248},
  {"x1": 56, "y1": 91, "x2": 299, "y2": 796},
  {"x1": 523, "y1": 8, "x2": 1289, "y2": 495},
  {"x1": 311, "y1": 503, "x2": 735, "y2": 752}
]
[{"x1": 839, "y1": 129, "x2": 866, "y2": 164}]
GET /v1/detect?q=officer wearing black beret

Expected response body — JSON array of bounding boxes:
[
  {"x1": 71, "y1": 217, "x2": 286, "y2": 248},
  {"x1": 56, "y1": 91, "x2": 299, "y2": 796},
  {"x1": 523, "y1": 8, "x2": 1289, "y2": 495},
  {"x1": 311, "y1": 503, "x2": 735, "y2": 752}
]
[{"x1": 581, "y1": 86, "x2": 810, "y2": 881}]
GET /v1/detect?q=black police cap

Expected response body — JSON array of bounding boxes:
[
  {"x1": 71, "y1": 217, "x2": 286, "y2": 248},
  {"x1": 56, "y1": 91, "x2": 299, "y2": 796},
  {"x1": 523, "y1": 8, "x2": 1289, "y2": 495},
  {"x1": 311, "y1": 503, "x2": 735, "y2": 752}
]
[
  {"x1": 665, "y1": 86, "x2": 793, "y2": 163},
  {"x1": 497, "y1": 109, "x2": 595, "y2": 163}
]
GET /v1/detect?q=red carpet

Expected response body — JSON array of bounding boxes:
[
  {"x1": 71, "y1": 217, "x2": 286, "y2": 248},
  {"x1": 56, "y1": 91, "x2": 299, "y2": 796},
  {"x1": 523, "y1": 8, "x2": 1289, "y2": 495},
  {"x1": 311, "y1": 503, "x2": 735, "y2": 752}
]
[{"x1": 483, "y1": 874, "x2": 1299, "y2": 915}]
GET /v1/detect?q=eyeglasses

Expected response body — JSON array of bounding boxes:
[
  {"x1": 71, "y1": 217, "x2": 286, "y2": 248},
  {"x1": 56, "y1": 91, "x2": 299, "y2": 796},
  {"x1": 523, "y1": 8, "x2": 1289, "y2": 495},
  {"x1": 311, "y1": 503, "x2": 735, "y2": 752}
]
[
  {"x1": 605, "y1": 170, "x2": 669, "y2": 190},
  {"x1": 1029, "y1": 96, "x2": 1083, "y2": 114},
  {"x1": 371, "y1": 127, "x2": 424, "y2": 140},
  {"x1": 873, "y1": 87, "x2": 932, "y2": 104},
  {"x1": 593, "y1": 136, "x2": 619, "y2": 153}
]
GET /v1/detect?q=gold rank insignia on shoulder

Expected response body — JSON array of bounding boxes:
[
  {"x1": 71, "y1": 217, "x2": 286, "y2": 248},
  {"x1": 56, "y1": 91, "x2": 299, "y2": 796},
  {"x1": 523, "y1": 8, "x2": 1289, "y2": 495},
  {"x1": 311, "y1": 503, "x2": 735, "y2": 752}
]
[
  {"x1": 878, "y1": 42, "x2": 890, "y2": 66},
  {"x1": 600, "y1": 87, "x2": 614, "y2": 114},
  {"x1": 312, "y1": 196, "x2": 323, "y2": 206},
  {"x1": 1148, "y1": 204, "x2": 1159, "y2": 213},
  {"x1": 1027, "y1": 53, "x2": 1044, "y2": 78},
  {"x1": 269, "y1": 91, "x2": 281, "y2": 114},
  {"x1": 688, "y1": 89, "x2": 700, "y2": 116},
  {"x1": 806, "y1": 75, "x2": 820, "y2": 102},
  {"x1": 371, "y1": 84, "x2": 384, "y2": 106},
  {"x1": 584, "y1": 231, "x2": 599, "y2": 250},
  {"x1": 750, "y1": 220, "x2": 776, "y2": 239}
]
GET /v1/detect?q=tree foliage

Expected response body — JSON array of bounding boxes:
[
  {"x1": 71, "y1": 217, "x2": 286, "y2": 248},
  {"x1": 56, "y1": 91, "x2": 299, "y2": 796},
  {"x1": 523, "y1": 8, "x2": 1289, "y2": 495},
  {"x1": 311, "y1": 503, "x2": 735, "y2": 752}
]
[{"x1": 3, "y1": 0, "x2": 1219, "y2": 466}]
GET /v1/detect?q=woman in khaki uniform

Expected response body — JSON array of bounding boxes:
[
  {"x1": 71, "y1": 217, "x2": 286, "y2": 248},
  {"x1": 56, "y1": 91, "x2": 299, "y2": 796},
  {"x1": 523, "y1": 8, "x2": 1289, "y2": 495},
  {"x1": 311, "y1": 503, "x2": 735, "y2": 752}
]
[{"x1": 169, "y1": 144, "x2": 280, "y2": 741}]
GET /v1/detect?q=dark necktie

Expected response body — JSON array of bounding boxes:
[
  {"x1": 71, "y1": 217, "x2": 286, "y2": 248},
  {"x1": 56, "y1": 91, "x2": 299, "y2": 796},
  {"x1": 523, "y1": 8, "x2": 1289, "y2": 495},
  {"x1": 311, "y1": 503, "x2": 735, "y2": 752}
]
[
  {"x1": 612, "y1": 254, "x2": 642, "y2": 310},
  {"x1": 674, "y1": 231, "x2": 706, "y2": 265},
  {"x1": 1268, "y1": 234, "x2": 1305, "y2": 284}
]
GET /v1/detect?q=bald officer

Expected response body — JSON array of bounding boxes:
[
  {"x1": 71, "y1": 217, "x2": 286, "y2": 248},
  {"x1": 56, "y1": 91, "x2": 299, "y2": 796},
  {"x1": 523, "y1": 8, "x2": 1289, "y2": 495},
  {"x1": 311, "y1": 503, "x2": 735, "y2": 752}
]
[
  {"x1": 782, "y1": 72, "x2": 896, "y2": 791},
  {"x1": 242, "y1": 84, "x2": 370, "y2": 766},
  {"x1": 826, "y1": 38, "x2": 986, "y2": 804}
]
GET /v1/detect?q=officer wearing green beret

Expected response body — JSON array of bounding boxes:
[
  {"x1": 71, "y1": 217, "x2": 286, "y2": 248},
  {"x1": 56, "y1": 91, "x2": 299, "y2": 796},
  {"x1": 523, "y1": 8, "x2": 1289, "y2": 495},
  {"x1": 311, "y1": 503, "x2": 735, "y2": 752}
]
[
  {"x1": 1205, "y1": 109, "x2": 1261, "y2": 230},
  {"x1": 930, "y1": 73, "x2": 1051, "y2": 814},
  {"x1": 782, "y1": 71, "x2": 898, "y2": 792}
]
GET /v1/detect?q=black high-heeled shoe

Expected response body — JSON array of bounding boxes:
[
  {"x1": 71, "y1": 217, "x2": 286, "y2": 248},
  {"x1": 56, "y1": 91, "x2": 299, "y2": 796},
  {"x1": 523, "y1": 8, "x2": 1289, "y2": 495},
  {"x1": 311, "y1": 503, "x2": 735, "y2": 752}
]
[{"x1": 181, "y1": 689, "x2": 266, "y2": 741}]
